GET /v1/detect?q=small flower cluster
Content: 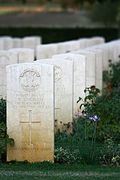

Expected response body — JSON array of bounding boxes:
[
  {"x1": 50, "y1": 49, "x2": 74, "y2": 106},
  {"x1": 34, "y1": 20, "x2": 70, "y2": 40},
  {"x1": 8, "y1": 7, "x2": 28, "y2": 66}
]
[
  {"x1": 89, "y1": 115, "x2": 100, "y2": 122},
  {"x1": 91, "y1": 85, "x2": 96, "y2": 89},
  {"x1": 83, "y1": 113, "x2": 87, "y2": 117},
  {"x1": 74, "y1": 111, "x2": 82, "y2": 119},
  {"x1": 108, "y1": 83, "x2": 112, "y2": 91},
  {"x1": 74, "y1": 111, "x2": 100, "y2": 123}
]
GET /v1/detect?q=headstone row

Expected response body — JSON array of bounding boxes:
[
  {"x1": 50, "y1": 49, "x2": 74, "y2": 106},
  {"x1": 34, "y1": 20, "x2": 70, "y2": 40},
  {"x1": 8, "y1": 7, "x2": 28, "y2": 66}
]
[
  {"x1": 0, "y1": 36, "x2": 104, "y2": 99},
  {"x1": 0, "y1": 36, "x2": 42, "y2": 50},
  {"x1": 36, "y1": 37, "x2": 105, "y2": 59},
  {"x1": 0, "y1": 48, "x2": 34, "y2": 99},
  {"x1": 89, "y1": 40, "x2": 120, "y2": 71},
  {"x1": 5, "y1": 38, "x2": 120, "y2": 163},
  {"x1": 6, "y1": 48, "x2": 102, "y2": 163}
]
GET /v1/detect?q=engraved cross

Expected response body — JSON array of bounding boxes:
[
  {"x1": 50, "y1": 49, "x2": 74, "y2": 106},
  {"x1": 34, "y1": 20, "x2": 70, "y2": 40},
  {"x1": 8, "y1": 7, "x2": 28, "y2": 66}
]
[{"x1": 20, "y1": 110, "x2": 41, "y2": 147}]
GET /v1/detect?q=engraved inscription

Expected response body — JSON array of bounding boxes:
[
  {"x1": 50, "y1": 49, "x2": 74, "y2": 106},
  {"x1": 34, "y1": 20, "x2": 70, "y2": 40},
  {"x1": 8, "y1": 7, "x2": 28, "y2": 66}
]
[
  {"x1": 14, "y1": 93, "x2": 50, "y2": 110},
  {"x1": 55, "y1": 66, "x2": 62, "y2": 81},
  {"x1": 19, "y1": 69, "x2": 40, "y2": 92}
]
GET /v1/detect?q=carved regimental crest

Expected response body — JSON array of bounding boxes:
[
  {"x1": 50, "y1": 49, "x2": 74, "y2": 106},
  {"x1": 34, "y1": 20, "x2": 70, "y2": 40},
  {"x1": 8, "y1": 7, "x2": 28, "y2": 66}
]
[
  {"x1": 19, "y1": 69, "x2": 40, "y2": 92},
  {"x1": 55, "y1": 66, "x2": 62, "y2": 81}
]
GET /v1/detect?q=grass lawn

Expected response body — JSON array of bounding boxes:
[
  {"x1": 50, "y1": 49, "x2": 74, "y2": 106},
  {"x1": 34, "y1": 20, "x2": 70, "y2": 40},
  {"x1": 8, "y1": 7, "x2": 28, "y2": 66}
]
[
  {"x1": 0, "y1": 163, "x2": 120, "y2": 180},
  {"x1": 0, "y1": 3, "x2": 61, "y2": 8}
]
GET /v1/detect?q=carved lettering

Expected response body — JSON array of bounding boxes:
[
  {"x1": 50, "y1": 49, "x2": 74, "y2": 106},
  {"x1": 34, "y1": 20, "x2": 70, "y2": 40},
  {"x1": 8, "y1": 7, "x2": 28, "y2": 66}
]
[{"x1": 55, "y1": 66, "x2": 62, "y2": 81}]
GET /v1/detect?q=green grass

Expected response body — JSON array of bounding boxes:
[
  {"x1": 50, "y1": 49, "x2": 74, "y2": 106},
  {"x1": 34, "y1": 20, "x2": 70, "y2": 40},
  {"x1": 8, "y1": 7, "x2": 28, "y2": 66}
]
[
  {"x1": 45, "y1": 3, "x2": 61, "y2": 9},
  {"x1": 0, "y1": 4, "x2": 42, "y2": 7},
  {"x1": 0, "y1": 163, "x2": 120, "y2": 180},
  {"x1": 0, "y1": 11, "x2": 22, "y2": 16},
  {"x1": 0, "y1": 177, "x2": 120, "y2": 180},
  {"x1": 0, "y1": 3, "x2": 61, "y2": 8}
]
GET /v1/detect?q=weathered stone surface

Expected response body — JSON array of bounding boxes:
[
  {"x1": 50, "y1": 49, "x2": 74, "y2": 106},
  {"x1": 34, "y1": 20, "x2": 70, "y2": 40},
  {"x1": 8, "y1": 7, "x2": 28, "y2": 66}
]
[
  {"x1": 9, "y1": 48, "x2": 34, "y2": 63},
  {"x1": 72, "y1": 50, "x2": 96, "y2": 87},
  {"x1": 56, "y1": 40, "x2": 81, "y2": 54},
  {"x1": 107, "y1": 41, "x2": 120, "y2": 63},
  {"x1": 86, "y1": 37, "x2": 105, "y2": 47},
  {"x1": 85, "y1": 48, "x2": 103, "y2": 90},
  {"x1": 22, "y1": 36, "x2": 41, "y2": 57},
  {"x1": 0, "y1": 39, "x2": 4, "y2": 50},
  {"x1": 67, "y1": 40, "x2": 81, "y2": 51},
  {"x1": 92, "y1": 40, "x2": 120, "y2": 70},
  {"x1": 36, "y1": 44, "x2": 58, "y2": 59},
  {"x1": 0, "y1": 37, "x2": 13, "y2": 50},
  {"x1": 36, "y1": 58, "x2": 73, "y2": 132},
  {"x1": 0, "y1": 50, "x2": 17, "y2": 99},
  {"x1": 77, "y1": 38, "x2": 89, "y2": 49},
  {"x1": 53, "y1": 53, "x2": 86, "y2": 113},
  {"x1": 22, "y1": 36, "x2": 41, "y2": 49},
  {"x1": 56, "y1": 39, "x2": 89, "y2": 54},
  {"x1": 56, "y1": 42, "x2": 72, "y2": 54},
  {"x1": 13, "y1": 38, "x2": 22, "y2": 48},
  {"x1": 91, "y1": 44, "x2": 109, "y2": 71},
  {"x1": 7, "y1": 63, "x2": 55, "y2": 162}
]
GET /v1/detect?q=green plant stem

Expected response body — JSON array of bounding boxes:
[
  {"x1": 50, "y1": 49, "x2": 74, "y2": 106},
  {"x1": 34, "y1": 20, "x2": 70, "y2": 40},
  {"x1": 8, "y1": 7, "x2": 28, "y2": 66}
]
[
  {"x1": 85, "y1": 119, "x2": 87, "y2": 140},
  {"x1": 91, "y1": 122, "x2": 97, "y2": 161}
]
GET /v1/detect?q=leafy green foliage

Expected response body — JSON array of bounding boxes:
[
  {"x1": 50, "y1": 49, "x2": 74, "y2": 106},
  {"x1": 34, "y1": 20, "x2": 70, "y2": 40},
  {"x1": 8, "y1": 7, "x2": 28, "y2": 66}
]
[
  {"x1": 55, "y1": 59, "x2": 120, "y2": 165},
  {"x1": 77, "y1": 82, "x2": 120, "y2": 141},
  {"x1": 103, "y1": 59, "x2": 120, "y2": 88},
  {"x1": 90, "y1": 0, "x2": 118, "y2": 27},
  {"x1": 100, "y1": 137, "x2": 120, "y2": 166},
  {"x1": 0, "y1": 98, "x2": 6, "y2": 123},
  {"x1": 55, "y1": 126, "x2": 102, "y2": 165},
  {"x1": 54, "y1": 147, "x2": 82, "y2": 164},
  {"x1": 0, "y1": 99, "x2": 14, "y2": 163}
]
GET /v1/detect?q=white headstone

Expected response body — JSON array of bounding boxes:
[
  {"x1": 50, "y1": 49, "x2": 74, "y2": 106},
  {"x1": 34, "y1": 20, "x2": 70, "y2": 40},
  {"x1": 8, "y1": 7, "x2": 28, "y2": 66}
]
[
  {"x1": 56, "y1": 42, "x2": 71, "y2": 54},
  {"x1": 67, "y1": 40, "x2": 81, "y2": 51},
  {"x1": 36, "y1": 44, "x2": 58, "y2": 59},
  {"x1": 77, "y1": 38, "x2": 89, "y2": 49},
  {"x1": 107, "y1": 41, "x2": 120, "y2": 64},
  {"x1": 72, "y1": 50, "x2": 96, "y2": 87},
  {"x1": 92, "y1": 37, "x2": 105, "y2": 44},
  {"x1": 0, "y1": 51, "x2": 17, "y2": 99},
  {"x1": 85, "y1": 47, "x2": 103, "y2": 90},
  {"x1": 56, "y1": 39, "x2": 91, "y2": 56},
  {"x1": 13, "y1": 38, "x2": 22, "y2": 48},
  {"x1": 22, "y1": 36, "x2": 41, "y2": 49},
  {"x1": 113, "y1": 41, "x2": 120, "y2": 63},
  {"x1": 92, "y1": 44, "x2": 109, "y2": 70},
  {"x1": 36, "y1": 58, "x2": 73, "y2": 131},
  {"x1": 7, "y1": 63, "x2": 55, "y2": 162},
  {"x1": 0, "y1": 36, "x2": 13, "y2": 50},
  {"x1": 53, "y1": 53, "x2": 86, "y2": 113},
  {"x1": 87, "y1": 37, "x2": 105, "y2": 47},
  {"x1": 9, "y1": 48, "x2": 34, "y2": 63},
  {"x1": 0, "y1": 39, "x2": 4, "y2": 50}
]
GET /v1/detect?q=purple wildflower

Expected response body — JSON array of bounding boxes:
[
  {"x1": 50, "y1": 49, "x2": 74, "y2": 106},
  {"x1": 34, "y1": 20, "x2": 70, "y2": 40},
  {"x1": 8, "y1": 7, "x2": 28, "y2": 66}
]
[
  {"x1": 89, "y1": 115, "x2": 100, "y2": 122},
  {"x1": 84, "y1": 113, "x2": 87, "y2": 117},
  {"x1": 89, "y1": 117, "x2": 93, "y2": 120}
]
